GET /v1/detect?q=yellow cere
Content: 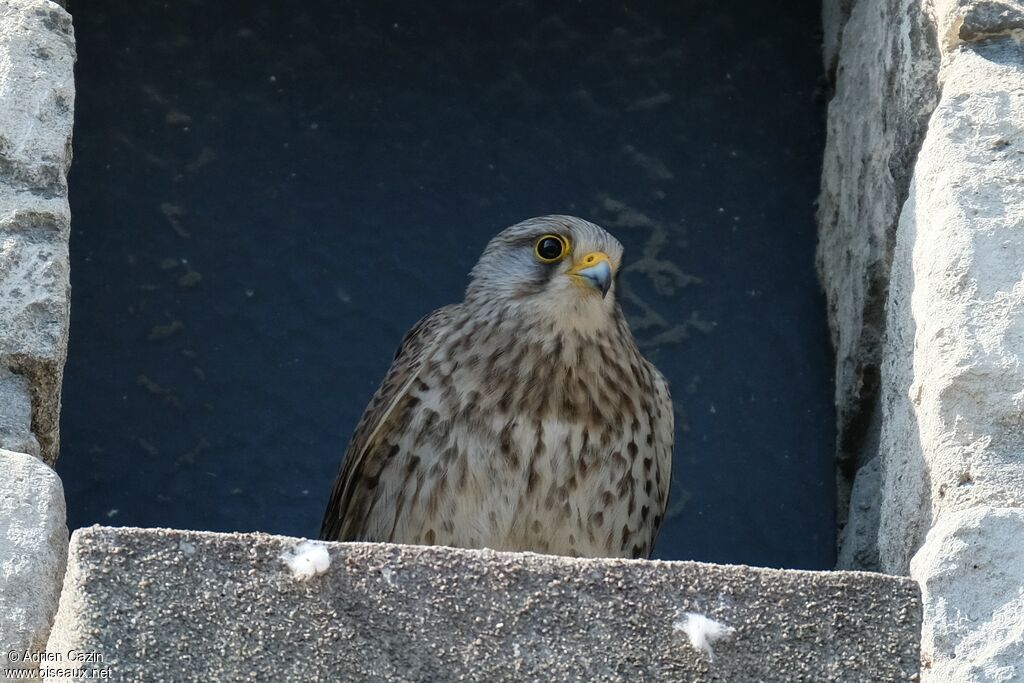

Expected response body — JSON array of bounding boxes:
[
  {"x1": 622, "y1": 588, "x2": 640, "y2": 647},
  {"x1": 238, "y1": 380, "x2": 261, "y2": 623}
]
[{"x1": 568, "y1": 251, "x2": 613, "y2": 274}]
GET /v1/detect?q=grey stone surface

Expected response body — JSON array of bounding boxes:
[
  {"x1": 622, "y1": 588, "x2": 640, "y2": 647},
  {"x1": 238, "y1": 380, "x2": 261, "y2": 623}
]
[
  {"x1": 836, "y1": 457, "x2": 880, "y2": 571},
  {"x1": 877, "y1": 36, "x2": 1024, "y2": 575},
  {"x1": 46, "y1": 526, "x2": 923, "y2": 682},
  {"x1": 936, "y1": 0, "x2": 1024, "y2": 44},
  {"x1": 0, "y1": 0, "x2": 75, "y2": 464},
  {"x1": 822, "y1": 0, "x2": 1024, "y2": 679},
  {"x1": 816, "y1": 0, "x2": 940, "y2": 500},
  {"x1": 873, "y1": 36, "x2": 1024, "y2": 680},
  {"x1": 0, "y1": 369, "x2": 40, "y2": 456},
  {"x1": 910, "y1": 508, "x2": 1024, "y2": 682},
  {"x1": 0, "y1": 449, "x2": 68, "y2": 675},
  {"x1": 821, "y1": 0, "x2": 855, "y2": 74}
]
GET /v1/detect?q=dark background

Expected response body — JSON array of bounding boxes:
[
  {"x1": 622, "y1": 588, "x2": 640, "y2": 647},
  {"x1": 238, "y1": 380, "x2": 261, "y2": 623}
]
[{"x1": 60, "y1": 0, "x2": 836, "y2": 568}]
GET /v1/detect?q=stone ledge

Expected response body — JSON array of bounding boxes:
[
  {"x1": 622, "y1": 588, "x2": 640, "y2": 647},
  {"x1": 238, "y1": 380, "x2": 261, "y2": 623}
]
[
  {"x1": 0, "y1": 449, "x2": 68, "y2": 675},
  {"x1": 45, "y1": 527, "x2": 922, "y2": 681}
]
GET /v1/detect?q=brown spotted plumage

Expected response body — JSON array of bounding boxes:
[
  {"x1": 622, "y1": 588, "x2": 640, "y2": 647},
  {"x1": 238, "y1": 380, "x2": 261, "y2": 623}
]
[{"x1": 320, "y1": 215, "x2": 673, "y2": 558}]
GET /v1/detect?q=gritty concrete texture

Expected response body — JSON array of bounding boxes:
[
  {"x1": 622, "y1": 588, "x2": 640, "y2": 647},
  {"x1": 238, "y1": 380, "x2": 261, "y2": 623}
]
[
  {"x1": 0, "y1": 449, "x2": 68, "y2": 675},
  {"x1": 0, "y1": 0, "x2": 75, "y2": 464},
  {"x1": 816, "y1": 0, "x2": 940, "y2": 502},
  {"x1": 910, "y1": 508, "x2": 1024, "y2": 682},
  {"x1": 46, "y1": 526, "x2": 923, "y2": 682}
]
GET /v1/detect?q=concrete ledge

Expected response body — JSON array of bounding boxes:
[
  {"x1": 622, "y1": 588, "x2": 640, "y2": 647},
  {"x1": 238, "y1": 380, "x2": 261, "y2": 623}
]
[{"x1": 45, "y1": 527, "x2": 922, "y2": 681}]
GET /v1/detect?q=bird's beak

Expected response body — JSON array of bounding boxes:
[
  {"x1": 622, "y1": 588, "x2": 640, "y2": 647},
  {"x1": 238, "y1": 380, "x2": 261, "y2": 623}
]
[{"x1": 567, "y1": 252, "x2": 613, "y2": 298}]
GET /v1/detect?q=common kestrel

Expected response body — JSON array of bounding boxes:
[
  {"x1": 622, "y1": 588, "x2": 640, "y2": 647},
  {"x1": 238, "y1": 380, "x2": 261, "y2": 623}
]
[{"x1": 320, "y1": 215, "x2": 673, "y2": 558}]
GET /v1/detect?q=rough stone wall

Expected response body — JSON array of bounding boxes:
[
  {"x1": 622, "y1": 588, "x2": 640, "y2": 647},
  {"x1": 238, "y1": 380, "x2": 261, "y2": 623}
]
[
  {"x1": 0, "y1": 0, "x2": 75, "y2": 465},
  {"x1": 879, "y1": 19, "x2": 1024, "y2": 572},
  {"x1": 822, "y1": 0, "x2": 1024, "y2": 679},
  {"x1": 817, "y1": 0, "x2": 940, "y2": 528},
  {"x1": 0, "y1": 450, "x2": 68, "y2": 676},
  {"x1": 0, "y1": 0, "x2": 75, "y2": 676}
]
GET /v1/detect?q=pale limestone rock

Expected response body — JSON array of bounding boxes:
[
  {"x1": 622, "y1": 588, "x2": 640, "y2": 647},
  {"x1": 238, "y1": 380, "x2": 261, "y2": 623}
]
[
  {"x1": 823, "y1": 1, "x2": 1024, "y2": 679},
  {"x1": 817, "y1": 0, "x2": 940, "y2": 490},
  {"x1": 822, "y1": 1, "x2": 1024, "y2": 679},
  {"x1": 878, "y1": 39, "x2": 1024, "y2": 574},
  {"x1": 911, "y1": 508, "x2": 1024, "y2": 682},
  {"x1": 0, "y1": 0, "x2": 75, "y2": 464},
  {"x1": 932, "y1": 0, "x2": 1024, "y2": 47},
  {"x1": 0, "y1": 369, "x2": 40, "y2": 456},
  {"x1": 0, "y1": 449, "x2": 68, "y2": 675}
]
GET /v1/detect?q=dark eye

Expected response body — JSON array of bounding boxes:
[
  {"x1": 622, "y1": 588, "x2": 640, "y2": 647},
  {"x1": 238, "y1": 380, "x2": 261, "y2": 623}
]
[{"x1": 534, "y1": 234, "x2": 569, "y2": 263}]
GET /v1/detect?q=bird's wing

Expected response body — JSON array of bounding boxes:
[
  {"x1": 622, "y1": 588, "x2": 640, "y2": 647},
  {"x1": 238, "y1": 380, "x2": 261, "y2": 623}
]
[
  {"x1": 319, "y1": 304, "x2": 459, "y2": 541},
  {"x1": 646, "y1": 361, "x2": 675, "y2": 553}
]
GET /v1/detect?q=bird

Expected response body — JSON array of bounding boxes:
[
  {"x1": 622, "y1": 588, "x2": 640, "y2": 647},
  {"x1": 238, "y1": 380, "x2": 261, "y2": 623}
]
[{"x1": 320, "y1": 215, "x2": 673, "y2": 559}]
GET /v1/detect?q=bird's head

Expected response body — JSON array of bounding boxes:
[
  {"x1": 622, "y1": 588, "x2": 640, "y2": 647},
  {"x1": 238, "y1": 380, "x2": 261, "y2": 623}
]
[{"x1": 466, "y1": 215, "x2": 624, "y2": 335}]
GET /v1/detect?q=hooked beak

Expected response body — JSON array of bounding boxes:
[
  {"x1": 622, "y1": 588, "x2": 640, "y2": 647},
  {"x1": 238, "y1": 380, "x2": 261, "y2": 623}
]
[{"x1": 567, "y1": 252, "x2": 613, "y2": 298}]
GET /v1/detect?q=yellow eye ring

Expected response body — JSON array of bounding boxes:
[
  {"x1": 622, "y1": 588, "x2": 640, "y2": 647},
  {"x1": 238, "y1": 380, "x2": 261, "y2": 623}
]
[{"x1": 534, "y1": 234, "x2": 570, "y2": 263}]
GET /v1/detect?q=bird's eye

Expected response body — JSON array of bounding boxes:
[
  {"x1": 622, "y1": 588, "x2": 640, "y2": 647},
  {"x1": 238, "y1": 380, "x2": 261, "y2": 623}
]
[{"x1": 534, "y1": 234, "x2": 569, "y2": 263}]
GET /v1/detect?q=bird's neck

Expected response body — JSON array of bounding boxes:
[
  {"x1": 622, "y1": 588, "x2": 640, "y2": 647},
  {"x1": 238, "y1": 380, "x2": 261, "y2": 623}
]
[
  {"x1": 438, "y1": 301, "x2": 642, "y2": 422},
  {"x1": 451, "y1": 299, "x2": 637, "y2": 376}
]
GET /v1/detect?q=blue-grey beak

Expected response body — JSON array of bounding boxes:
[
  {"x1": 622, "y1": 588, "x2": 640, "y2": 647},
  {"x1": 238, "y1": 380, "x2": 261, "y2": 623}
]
[{"x1": 573, "y1": 259, "x2": 612, "y2": 298}]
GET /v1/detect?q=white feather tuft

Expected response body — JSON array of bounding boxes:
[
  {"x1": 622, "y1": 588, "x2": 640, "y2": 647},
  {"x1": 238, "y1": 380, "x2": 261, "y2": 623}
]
[
  {"x1": 280, "y1": 540, "x2": 331, "y2": 580},
  {"x1": 674, "y1": 612, "x2": 735, "y2": 661}
]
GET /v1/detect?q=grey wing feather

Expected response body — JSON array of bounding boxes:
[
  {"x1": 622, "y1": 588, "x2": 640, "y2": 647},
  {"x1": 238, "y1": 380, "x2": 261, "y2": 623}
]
[{"x1": 319, "y1": 304, "x2": 458, "y2": 541}]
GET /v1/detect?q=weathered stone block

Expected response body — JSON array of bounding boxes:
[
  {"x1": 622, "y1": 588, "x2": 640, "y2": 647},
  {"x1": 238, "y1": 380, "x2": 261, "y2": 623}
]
[
  {"x1": 878, "y1": 39, "x2": 1024, "y2": 574},
  {"x1": 0, "y1": 0, "x2": 75, "y2": 464},
  {"x1": 911, "y1": 507, "x2": 1024, "y2": 682},
  {"x1": 817, "y1": 0, "x2": 940, "y2": 479},
  {"x1": 0, "y1": 449, "x2": 68, "y2": 675},
  {"x1": 0, "y1": 0, "x2": 75, "y2": 199},
  {"x1": 837, "y1": 457, "x2": 881, "y2": 571},
  {"x1": 0, "y1": 369, "x2": 40, "y2": 456},
  {"x1": 45, "y1": 527, "x2": 922, "y2": 681},
  {"x1": 821, "y1": 0, "x2": 855, "y2": 74},
  {"x1": 822, "y1": 0, "x2": 1024, "y2": 680},
  {"x1": 932, "y1": 0, "x2": 1024, "y2": 46}
]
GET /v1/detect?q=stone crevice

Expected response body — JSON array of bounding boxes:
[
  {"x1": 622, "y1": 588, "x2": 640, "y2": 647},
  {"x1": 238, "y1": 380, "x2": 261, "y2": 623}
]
[{"x1": 818, "y1": 0, "x2": 942, "y2": 542}]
